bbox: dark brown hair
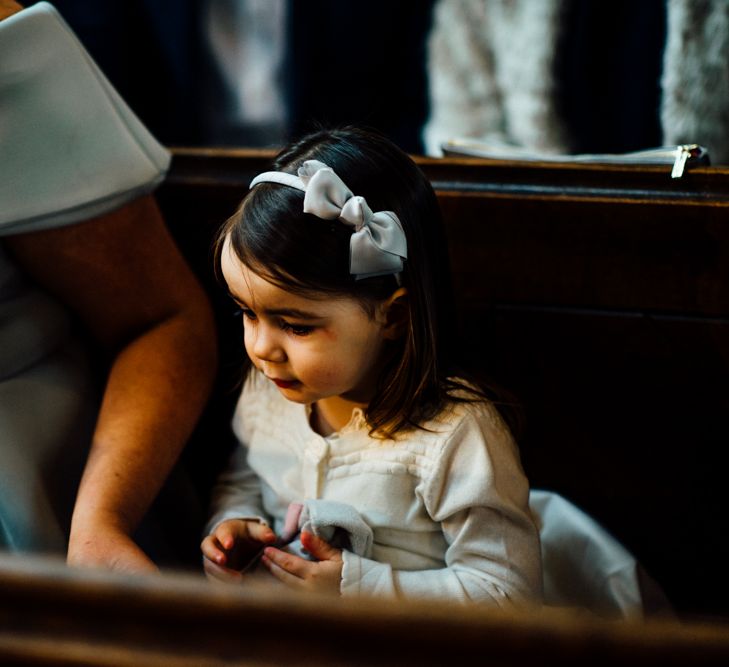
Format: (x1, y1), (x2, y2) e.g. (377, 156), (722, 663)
(215, 126), (484, 438)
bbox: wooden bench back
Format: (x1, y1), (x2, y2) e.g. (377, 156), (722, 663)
(2, 553), (729, 666)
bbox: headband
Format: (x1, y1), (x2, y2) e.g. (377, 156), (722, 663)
(250, 160), (407, 280)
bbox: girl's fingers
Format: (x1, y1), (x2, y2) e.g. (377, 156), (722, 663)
(262, 547), (309, 578)
(203, 557), (244, 584)
(215, 522), (242, 550)
(261, 553), (305, 588)
(200, 535), (227, 565)
(246, 521), (276, 544)
(261, 545), (344, 594)
(300, 531), (342, 562)
(210, 519), (274, 554)
(201, 520), (277, 574)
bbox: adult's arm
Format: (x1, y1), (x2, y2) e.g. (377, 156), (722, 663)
(6, 195), (217, 573)
(0, 1), (21, 20)
(1, 0), (217, 571)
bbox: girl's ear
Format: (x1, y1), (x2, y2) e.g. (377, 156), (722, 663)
(379, 287), (409, 340)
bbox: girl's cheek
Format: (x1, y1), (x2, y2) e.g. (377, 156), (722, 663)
(307, 363), (342, 388)
(243, 331), (260, 363)
(243, 322), (258, 346)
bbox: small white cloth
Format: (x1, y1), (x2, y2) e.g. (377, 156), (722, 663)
(0, 2), (170, 235)
(295, 499), (374, 558)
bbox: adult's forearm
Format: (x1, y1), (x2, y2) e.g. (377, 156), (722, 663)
(0, 1), (22, 21)
(69, 300), (217, 561)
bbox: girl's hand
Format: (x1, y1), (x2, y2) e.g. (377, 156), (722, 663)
(261, 531), (343, 595)
(201, 518), (275, 583)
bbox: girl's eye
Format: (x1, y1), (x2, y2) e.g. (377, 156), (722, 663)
(238, 308), (257, 322)
(280, 321), (314, 336)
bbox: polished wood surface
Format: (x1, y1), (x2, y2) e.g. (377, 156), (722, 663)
(1, 553), (728, 667)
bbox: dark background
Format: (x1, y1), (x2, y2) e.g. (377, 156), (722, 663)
(42, 0), (667, 155)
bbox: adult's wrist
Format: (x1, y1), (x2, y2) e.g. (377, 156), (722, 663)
(69, 502), (135, 544)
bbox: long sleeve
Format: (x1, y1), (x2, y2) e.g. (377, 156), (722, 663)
(205, 444), (268, 535)
(205, 380), (269, 534)
(340, 406), (543, 607)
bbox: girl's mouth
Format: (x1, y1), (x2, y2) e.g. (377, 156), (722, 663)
(272, 378), (299, 389)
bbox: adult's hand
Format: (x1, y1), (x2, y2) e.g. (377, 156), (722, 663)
(68, 521), (158, 574)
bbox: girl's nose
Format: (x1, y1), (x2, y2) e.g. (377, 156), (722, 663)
(249, 326), (286, 364)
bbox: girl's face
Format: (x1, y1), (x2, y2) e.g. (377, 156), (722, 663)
(221, 237), (392, 408)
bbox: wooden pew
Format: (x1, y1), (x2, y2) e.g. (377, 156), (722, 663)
(157, 150), (729, 622)
(2, 552), (729, 667)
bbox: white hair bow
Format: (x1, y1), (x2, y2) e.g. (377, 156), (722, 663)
(249, 160), (407, 280)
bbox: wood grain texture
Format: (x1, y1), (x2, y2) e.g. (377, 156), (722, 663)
(1, 553), (728, 667)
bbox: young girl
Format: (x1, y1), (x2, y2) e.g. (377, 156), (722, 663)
(201, 127), (542, 606)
